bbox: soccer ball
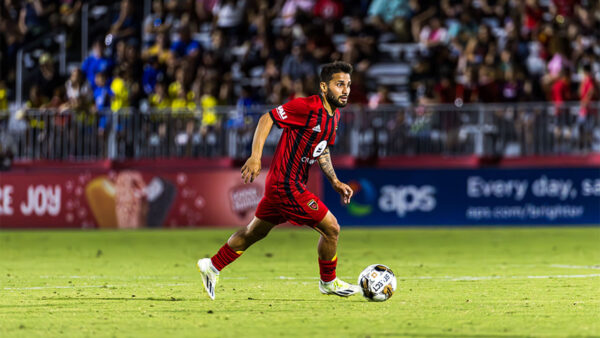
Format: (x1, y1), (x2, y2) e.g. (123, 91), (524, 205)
(357, 264), (397, 302)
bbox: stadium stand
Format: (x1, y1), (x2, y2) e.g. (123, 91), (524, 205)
(0, 0), (598, 162)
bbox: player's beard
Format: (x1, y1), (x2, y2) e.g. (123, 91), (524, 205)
(325, 89), (348, 108)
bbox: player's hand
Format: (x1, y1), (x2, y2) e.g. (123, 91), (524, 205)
(241, 156), (261, 184)
(333, 180), (353, 205)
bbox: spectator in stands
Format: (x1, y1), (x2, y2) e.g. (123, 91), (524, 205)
(281, 41), (318, 89)
(212, 0), (246, 45)
(367, 0), (411, 25)
(170, 25), (201, 60)
(143, 31), (171, 66)
(142, 56), (164, 96)
(0, 1), (28, 83)
(58, 0), (82, 29)
(578, 64), (598, 151)
(93, 71), (113, 113)
(64, 68), (91, 112)
(82, 39), (115, 89)
(149, 81), (171, 109)
(35, 53), (63, 99)
(368, 85), (393, 109)
(22, 0), (55, 37)
(279, 0), (315, 27)
(171, 85), (196, 110)
(196, 0), (219, 23)
(26, 84), (48, 109)
(0, 81), (8, 110)
(110, 67), (131, 112)
(551, 69), (573, 149)
(344, 15), (377, 65)
(143, 0), (174, 47)
(199, 82), (218, 128)
(109, 0), (140, 44)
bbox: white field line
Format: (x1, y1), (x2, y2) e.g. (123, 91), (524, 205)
(4, 274), (600, 290)
(3, 283), (189, 290)
(549, 264), (600, 270)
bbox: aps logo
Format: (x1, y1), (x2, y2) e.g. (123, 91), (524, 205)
(345, 179), (437, 217)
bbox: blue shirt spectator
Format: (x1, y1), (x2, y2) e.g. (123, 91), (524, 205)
(81, 40), (114, 89)
(170, 26), (201, 59)
(368, 0), (411, 23)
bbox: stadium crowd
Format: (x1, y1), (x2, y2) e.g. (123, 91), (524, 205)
(0, 0), (599, 159)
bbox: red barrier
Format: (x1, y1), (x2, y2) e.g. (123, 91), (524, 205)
(0, 163), (321, 229)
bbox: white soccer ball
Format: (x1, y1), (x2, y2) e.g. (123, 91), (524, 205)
(357, 264), (397, 302)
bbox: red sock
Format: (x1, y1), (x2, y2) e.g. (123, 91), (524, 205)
(210, 243), (242, 271)
(318, 255), (337, 282)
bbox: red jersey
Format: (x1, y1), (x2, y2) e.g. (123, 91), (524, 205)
(267, 95), (340, 195)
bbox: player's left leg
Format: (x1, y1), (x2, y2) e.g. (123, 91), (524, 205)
(313, 211), (360, 297)
(197, 217), (277, 299)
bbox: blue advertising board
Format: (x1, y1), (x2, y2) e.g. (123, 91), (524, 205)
(324, 168), (600, 226)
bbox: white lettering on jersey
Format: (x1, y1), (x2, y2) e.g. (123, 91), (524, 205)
(276, 106), (287, 120)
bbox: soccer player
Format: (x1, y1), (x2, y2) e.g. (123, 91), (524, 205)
(197, 61), (360, 299)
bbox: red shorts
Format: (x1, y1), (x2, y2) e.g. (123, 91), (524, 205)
(255, 188), (328, 227)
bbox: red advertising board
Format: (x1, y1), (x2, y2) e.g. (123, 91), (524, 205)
(0, 164), (322, 229)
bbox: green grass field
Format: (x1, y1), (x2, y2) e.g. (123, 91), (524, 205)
(1, 227), (599, 337)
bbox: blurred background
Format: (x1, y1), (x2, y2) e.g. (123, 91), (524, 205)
(0, 0), (598, 229)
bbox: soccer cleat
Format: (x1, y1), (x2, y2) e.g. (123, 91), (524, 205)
(319, 278), (361, 297)
(197, 258), (219, 300)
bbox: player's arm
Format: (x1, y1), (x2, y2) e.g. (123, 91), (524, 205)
(318, 147), (353, 204)
(241, 112), (274, 183)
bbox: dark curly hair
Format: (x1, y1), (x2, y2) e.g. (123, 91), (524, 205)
(319, 61), (353, 84)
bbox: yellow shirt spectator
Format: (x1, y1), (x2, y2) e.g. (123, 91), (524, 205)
(200, 94), (218, 126)
(110, 77), (129, 112)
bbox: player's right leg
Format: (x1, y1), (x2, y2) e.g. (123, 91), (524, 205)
(197, 217), (276, 300)
(313, 211), (360, 297)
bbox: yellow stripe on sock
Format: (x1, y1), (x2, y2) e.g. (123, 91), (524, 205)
(236, 251), (244, 255)
(332, 254), (337, 261)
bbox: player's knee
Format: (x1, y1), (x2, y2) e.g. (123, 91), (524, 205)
(325, 216), (340, 239)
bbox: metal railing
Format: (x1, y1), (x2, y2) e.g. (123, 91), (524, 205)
(1, 102), (598, 161)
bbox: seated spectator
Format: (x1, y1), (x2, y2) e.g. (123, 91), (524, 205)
(150, 81), (171, 109)
(280, 0), (315, 26)
(200, 83), (218, 128)
(367, 0), (411, 24)
(313, 0), (343, 20)
(26, 84), (48, 109)
(369, 85), (393, 109)
(142, 56), (164, 96)
(143, 32), (171, 66)
(35, 53), (63, 99)
(281, 42), (318, 88)
(109, 0), (140, 44)
(82, 39), (115, 89)
(58, 0), (82, 29)
(110, 68), (131, 112)
(212, 0), (246, 45)
(143, 0), (174, 47)
(171, 86), (196, 110)
(170, 26), (201, 60)
(0, 81), (8, 110)
(64, 68), (92, 111)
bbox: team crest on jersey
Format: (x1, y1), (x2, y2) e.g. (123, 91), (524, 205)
(307, 199), (318, 211)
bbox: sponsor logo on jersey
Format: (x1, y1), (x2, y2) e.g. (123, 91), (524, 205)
(276, 106), (287, 120)
(307, 199), (318, 210)
(312, 124), (321, 132)
(312, 140), (328, 157)
(301, 157), (316, 164)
